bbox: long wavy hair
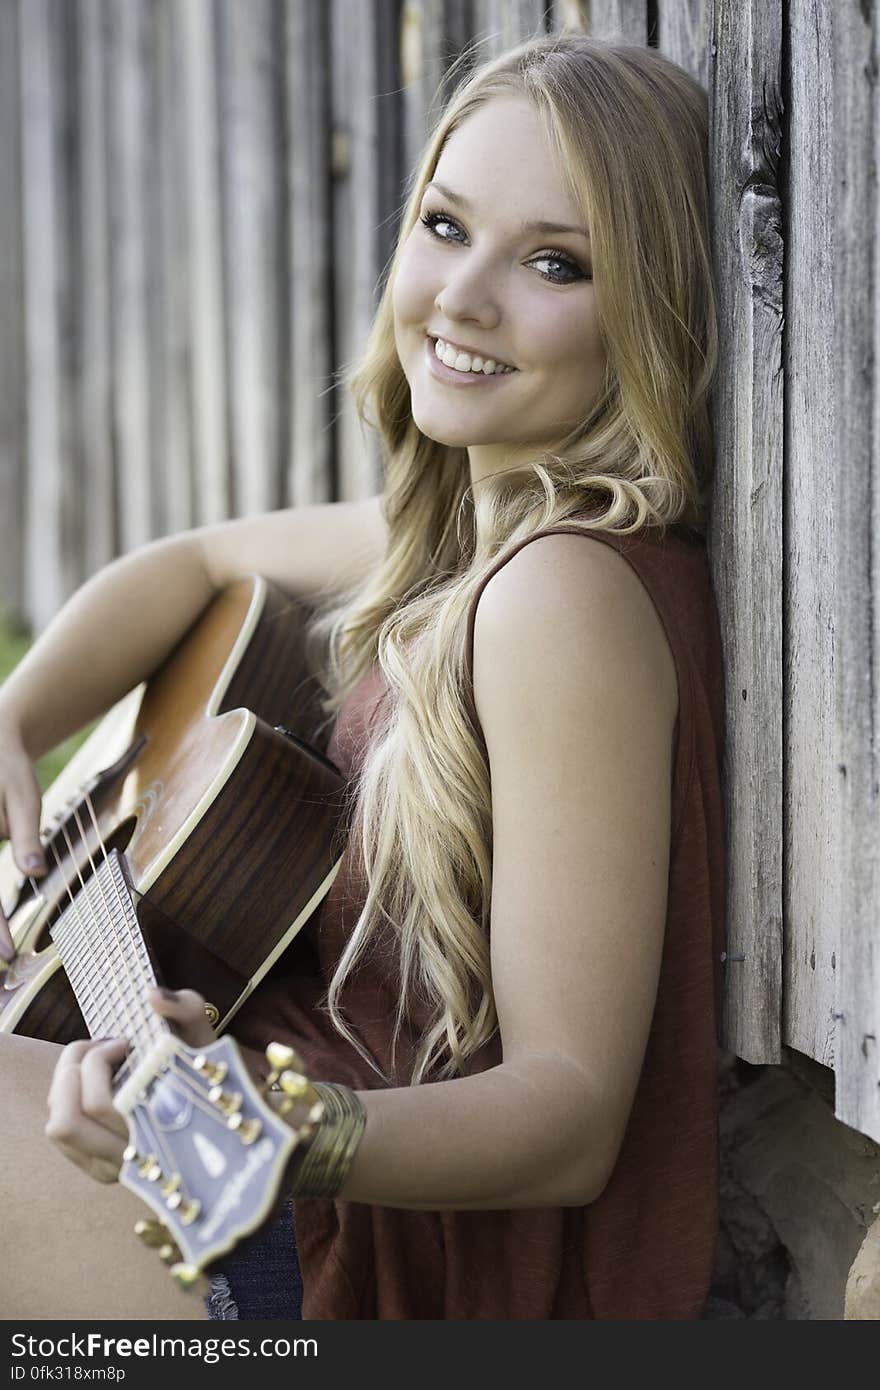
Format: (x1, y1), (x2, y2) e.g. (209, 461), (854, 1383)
(304, 31), (718, 1086)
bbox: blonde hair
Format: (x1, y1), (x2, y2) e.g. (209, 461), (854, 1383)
(306, 31), (718, 1085)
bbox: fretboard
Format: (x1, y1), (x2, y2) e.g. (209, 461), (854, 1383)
(49, 848), (164, 1068)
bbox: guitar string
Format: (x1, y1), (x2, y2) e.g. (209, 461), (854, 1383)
(30, 821), (186, 1186)
(56, 798), (222, 1183)
(37, 829), (118, 1037)
(27, 794), (262, 1193)
(76, 794), (162, 1063)
(55, 810), (151, 1069)
(79, 794), (246, 1141)
(79, 794), (255, 1108)
(30, 821), (156, 1115)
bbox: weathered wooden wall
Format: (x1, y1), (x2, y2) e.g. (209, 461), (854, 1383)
(0, 0), (877, 1143)
(828, 0), (880, 1147)
(707, 0), (785, 1077)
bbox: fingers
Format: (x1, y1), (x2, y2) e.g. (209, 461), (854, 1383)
(0, 903), (14, 964)
(149, 986), (216, 1048)
(0, 758), (46, 962)
(2, 761), (47, 880)
(45, 1038), (130, 1184)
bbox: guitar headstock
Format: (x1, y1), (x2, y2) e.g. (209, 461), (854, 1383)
(116, 1036), (318, 1291)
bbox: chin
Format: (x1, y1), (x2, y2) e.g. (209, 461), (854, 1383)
(408, 405), (470, 448)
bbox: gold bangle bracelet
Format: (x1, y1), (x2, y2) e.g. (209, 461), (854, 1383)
(289, 1082), (366, 1199)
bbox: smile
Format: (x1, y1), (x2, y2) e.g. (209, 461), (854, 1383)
(424, 335), (518, 387)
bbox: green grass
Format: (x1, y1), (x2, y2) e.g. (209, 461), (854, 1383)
(0, 610), (95, 791)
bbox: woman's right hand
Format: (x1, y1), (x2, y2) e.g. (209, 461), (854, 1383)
(0, 723), (46, 962)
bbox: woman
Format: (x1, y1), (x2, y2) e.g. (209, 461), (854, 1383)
(0, 32), (726, 1320)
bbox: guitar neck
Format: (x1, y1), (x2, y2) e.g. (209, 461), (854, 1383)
(49, 848), (166, 1079)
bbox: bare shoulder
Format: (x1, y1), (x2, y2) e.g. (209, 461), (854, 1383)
(472, 531), (682, 1200)
(472, 532), (679, 732)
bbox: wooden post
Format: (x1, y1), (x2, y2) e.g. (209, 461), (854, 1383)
(105, 0), (159, 554)
(218, 0), (285, 518)
(285, 0), (334, 508)
(832, 0), (880, 1144)
(708, 2), (785, 1066)
(76, 0), (116, 580)
(19, 0), (70, 632)
(178, 0), (229, 526)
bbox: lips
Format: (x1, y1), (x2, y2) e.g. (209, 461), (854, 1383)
(427, 333), (515, 370)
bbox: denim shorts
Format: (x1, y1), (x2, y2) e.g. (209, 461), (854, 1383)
(205, 1200), (303, 1320)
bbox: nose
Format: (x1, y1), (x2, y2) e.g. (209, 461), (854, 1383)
(435, 256), (501, 328)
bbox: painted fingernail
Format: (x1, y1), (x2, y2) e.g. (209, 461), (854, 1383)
(23, 853), (45, 872)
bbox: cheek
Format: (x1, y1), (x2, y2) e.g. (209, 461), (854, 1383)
(392, 240), (435, 327)
(542, 320), (606, 387)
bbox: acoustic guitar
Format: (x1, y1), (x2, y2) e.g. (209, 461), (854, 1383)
(0, 575), (348, 1288)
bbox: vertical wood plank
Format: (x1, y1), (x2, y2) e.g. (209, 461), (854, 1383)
(579, 0), (646, 43)
(105, 0), (157, 553)
(784, 0), (838, 1076)
(657, 0), (710, 89)
(399, 0), (476, 194)
(471, 0), (549, 51)
(708, 1), (784, 1063)
(548, 0), (589, 34)
(329, 0), (402, 499)
(284, 0), (334, 507)
(217, 0), (285, 516)
(399, 0), (449, 185)
(832, 1), (880, 1143)
(178, 0), (228, 526)
(76, 0), (115, 578)
(0, 0), (25, 625)
(155, 0), (194, 536)
(18, 0), (69, 631)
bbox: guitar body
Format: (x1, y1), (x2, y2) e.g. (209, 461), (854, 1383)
(0, 575), (348, 1046)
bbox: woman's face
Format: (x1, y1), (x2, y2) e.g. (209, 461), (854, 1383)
(393, 96), (607, 487)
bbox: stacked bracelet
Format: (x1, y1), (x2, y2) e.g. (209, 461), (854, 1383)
(261, 1045), (367, 1201)
(288, 1081), (367, 1199)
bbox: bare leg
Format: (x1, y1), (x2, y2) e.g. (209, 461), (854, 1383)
(2, 1033), (208, 1320)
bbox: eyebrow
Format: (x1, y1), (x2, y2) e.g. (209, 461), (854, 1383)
(425, 180), (590, 241)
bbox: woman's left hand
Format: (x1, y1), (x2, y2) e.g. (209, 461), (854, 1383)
(44, 987), (217, 1185)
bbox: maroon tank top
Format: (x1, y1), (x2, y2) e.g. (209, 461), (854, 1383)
(231, 516), (727, 1319)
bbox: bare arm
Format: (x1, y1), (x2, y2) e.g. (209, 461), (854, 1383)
(0, 496), (386, 950)
(0, 495), (386, 762)
(45, 534), (678, 1211)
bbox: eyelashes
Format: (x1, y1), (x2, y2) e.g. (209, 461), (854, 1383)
(418, 210), (590, 286)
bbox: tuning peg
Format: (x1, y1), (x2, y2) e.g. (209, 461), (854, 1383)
(262, 1042), (309, 1096)
(192, 1055), (228, 1085)
(137, 1154), (163, 1182)
(238, 1117), (262, 1145)
(265, 1041), (306, 1075)
(209, 1088), (243, 1115)
(158, 1240), (183, 1265)
(279, 1069), (311, 1099)
(160, 1173), (181, 1198)
(178, 1198), (202, 1226)
(134, 1218), (167, 1248)
(274, 1070), (326, 1124)
(169, 1262), (209, 1295)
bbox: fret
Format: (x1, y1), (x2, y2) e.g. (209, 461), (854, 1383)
(49, 848), (163, 1062)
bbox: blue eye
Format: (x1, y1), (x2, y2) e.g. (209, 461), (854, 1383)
(418, 210), (590, 286)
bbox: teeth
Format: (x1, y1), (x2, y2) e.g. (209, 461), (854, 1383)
(433, 337), (514, 375)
